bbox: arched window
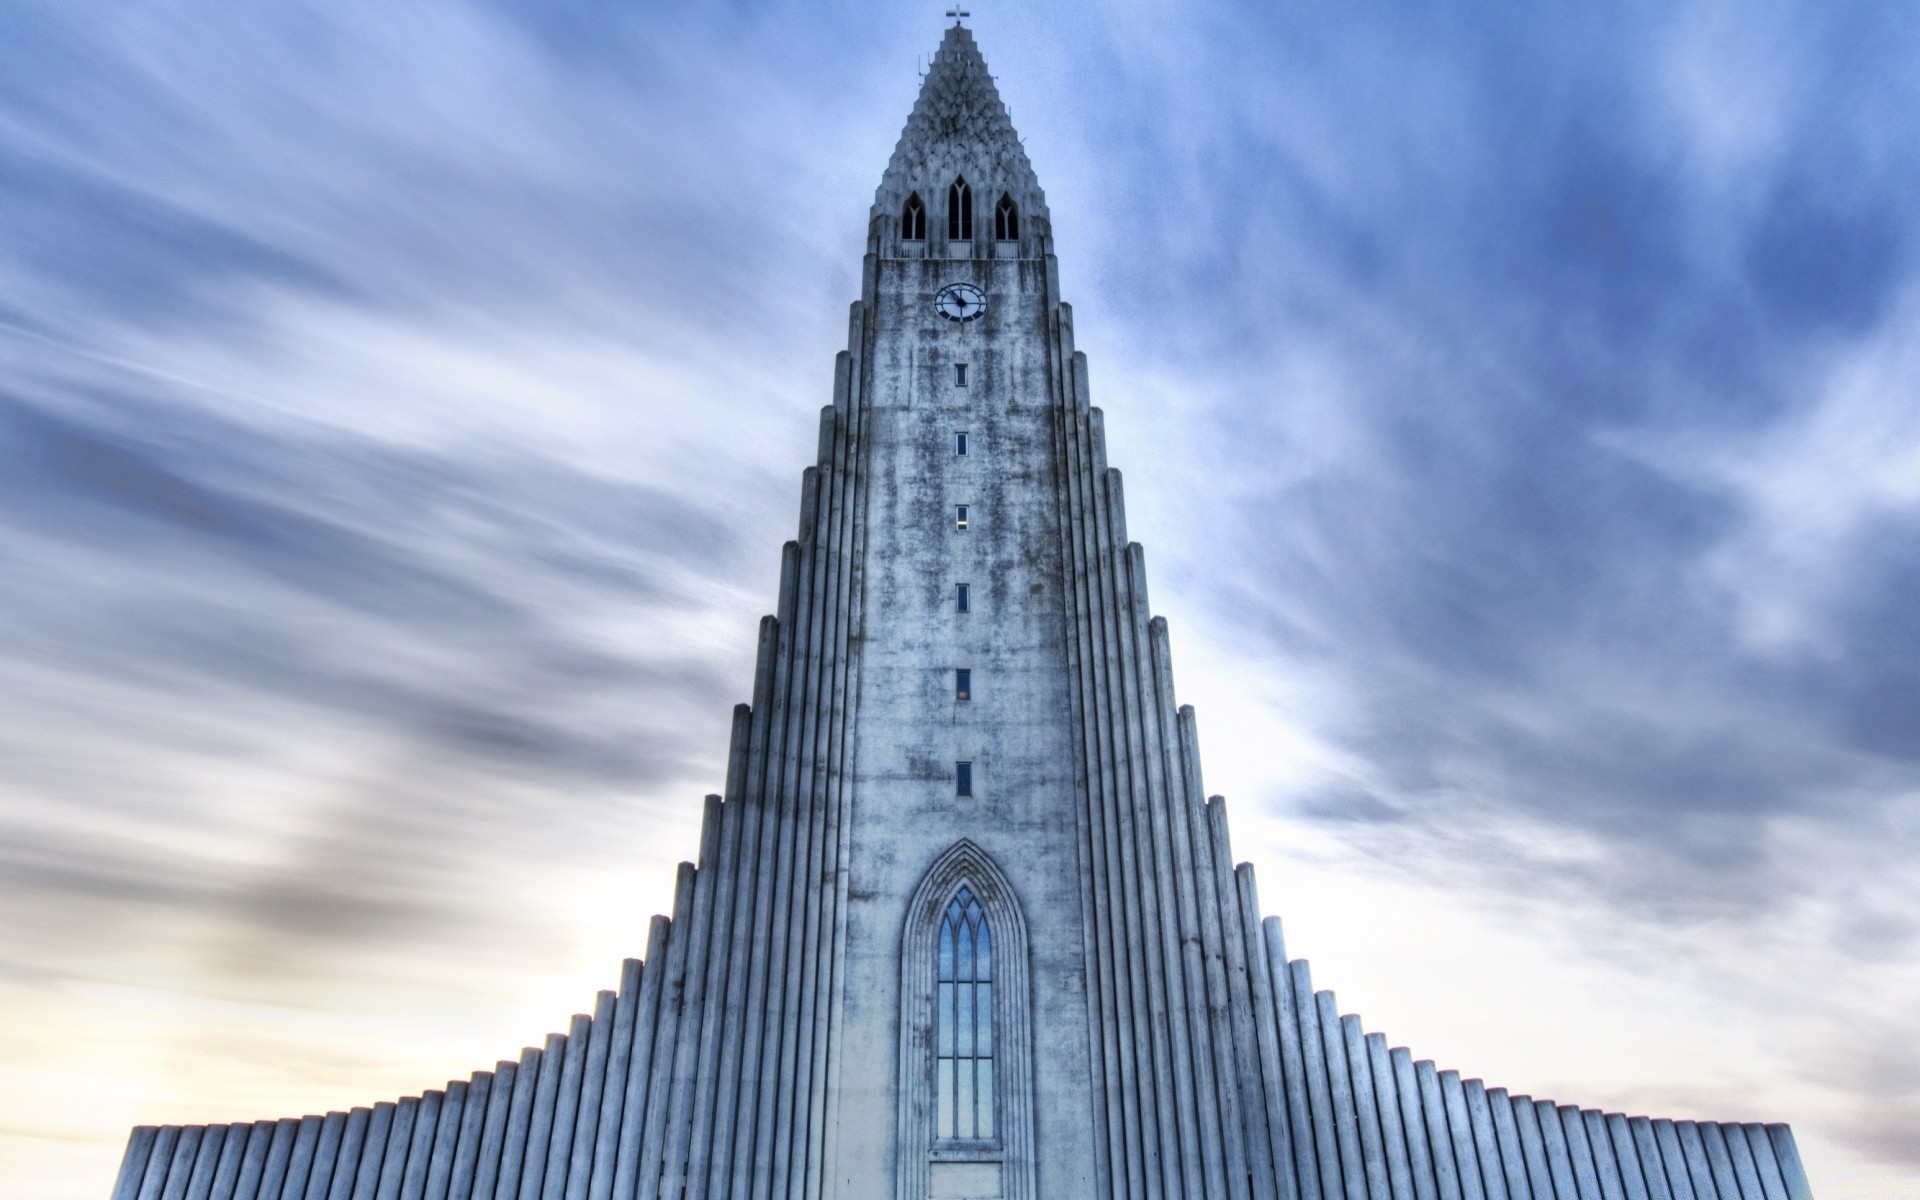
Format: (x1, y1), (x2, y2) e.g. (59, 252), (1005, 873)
(936, 887), (993, 1141)
(994, 194), (1019, 241)
(902, 192), (926, 241)
(947, 176), (973, 241)
(896, 840), (1035, 1200)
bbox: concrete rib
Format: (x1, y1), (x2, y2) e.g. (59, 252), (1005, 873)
(1391, 1051), (1439, 1200)
(1364, 1035), (1414, 1200)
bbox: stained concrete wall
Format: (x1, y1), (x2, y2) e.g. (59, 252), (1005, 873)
(827, 248), (1092, 1200)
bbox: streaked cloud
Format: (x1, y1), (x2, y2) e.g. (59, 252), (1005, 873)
(1, 1), (1915, 1196)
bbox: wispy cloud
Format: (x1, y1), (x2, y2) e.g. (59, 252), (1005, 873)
(2, 1), (1916, 1196)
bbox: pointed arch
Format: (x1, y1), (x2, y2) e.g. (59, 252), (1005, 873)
(947, 175), (973, 241)
(902, 192), (926, 241)
(994, 192), (1019, 241)
(935, 886), (992, 1141)
(895, 840), (1035, 1200)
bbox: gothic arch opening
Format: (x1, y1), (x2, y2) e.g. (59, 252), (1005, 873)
(896, 840), (1035, 1200)
(935, 886), (993, 1142)
(994, 193), (1018, 241)
(947, 176), (973, 241)
(902, 192), (926, 241)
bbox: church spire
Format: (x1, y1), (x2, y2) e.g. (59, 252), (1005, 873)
(107, 26), (1817, 1200)
(872, 25), (1047, 249)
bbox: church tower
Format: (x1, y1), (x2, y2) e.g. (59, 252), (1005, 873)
(111, 23), (1814, 1200)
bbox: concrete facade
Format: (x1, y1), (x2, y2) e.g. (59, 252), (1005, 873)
(111, 24), (1814, 1200)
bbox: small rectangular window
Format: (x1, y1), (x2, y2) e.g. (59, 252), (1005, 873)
(955, 363), (968, 387)
(956, 761), (973, 797)
(955, 430), (968, 457)
(955, 669), (971, 701)
(956, 583), (970, 612)
(956, 505), (969, 530)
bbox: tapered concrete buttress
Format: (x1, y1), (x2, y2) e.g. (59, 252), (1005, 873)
(424, 1082), (465, 1200)
(182, 1124), (227, 1200)
(283, 1114), (323, 1200)
(445, 1076), (491, 1200)
(112, 1127), (157, 1200)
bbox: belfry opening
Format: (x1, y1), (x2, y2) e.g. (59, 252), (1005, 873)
(948, 175), (972, 241)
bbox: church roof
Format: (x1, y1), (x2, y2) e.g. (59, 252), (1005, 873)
(873, 24), (1048, 218)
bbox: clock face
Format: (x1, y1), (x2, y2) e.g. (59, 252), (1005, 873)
(934, 283), (987, 323)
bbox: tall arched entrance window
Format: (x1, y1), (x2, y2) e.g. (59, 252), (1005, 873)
(897, 841), (1035, 1200)
(936, 887), (994, 1141)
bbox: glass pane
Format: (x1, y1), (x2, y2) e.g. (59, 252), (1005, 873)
(932, 884), (1000, 1147)
(977, 1059), (995, 1139)
(936, 1060), (954, 1139)
(956, 1056), (975, 1139)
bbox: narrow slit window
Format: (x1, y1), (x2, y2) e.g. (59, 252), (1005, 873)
(955, 363), (968, 387)
(995, 193), (1019, 241)
(955, 430), (968, 456)
(955, 761), (973, 797)
(902, 192), (926, 241)
(956, 505), (969, 530)
(955, 669), (971, 702)
(947, 176), (973, 240)
(956, 583), (970, 612)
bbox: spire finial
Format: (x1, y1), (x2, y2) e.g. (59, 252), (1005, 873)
(946, 5), (970, 24)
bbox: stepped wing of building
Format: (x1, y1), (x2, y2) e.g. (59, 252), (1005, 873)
(111, 25), (1813, 1200)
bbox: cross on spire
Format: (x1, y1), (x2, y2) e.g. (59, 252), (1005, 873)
(946, 6), (970, 24)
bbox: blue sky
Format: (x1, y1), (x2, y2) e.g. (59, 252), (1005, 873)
(2, 2), (1916, 1196)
